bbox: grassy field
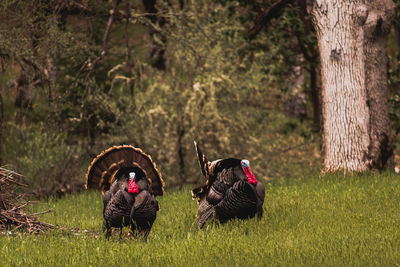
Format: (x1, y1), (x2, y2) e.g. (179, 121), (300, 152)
(1, 172), (399, 266)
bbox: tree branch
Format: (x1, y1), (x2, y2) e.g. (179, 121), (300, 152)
(87, 0), (122, 74)
(124, 0), (134, 98)
(248, 0), (293, 40)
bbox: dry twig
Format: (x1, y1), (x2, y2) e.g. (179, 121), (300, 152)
(0, 167), (54, 233)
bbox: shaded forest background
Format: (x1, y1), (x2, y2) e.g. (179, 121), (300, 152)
(0, 0), (399, 196)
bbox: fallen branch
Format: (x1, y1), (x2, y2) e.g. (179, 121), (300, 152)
(30, 209), (54, 216)
(0, 167), (54, 233)
(2, 176), (27, 187)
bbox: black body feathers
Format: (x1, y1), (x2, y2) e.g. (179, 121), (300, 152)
(102, 172), (159, 239)
(86, 145), (163, 239)
(192, 142), (265, 228)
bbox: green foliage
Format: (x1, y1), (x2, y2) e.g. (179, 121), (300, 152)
(114, 1), (320, 186)
(2, 120), (81, 189)
(0, 0), (130, 189)
(0, 0), (321, 191)
(1, 172), (400, 265)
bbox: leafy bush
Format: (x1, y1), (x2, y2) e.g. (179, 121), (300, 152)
(2, 120), (84, 190)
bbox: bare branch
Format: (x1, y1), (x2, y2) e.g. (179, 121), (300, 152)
(30, 209), (54, 216)
(86, 0), (122, 75)
(0, 167), (54, 233)
(2, 177), (27, 187)
(125, 0), (135, 98)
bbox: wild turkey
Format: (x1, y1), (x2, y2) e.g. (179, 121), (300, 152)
(192, 141), (265, 228)
(86, 145), (164, 239)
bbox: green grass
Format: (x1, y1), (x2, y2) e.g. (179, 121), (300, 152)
(1, 172), (400, 266)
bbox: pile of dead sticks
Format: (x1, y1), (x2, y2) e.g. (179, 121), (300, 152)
(0, 167), (54, 234)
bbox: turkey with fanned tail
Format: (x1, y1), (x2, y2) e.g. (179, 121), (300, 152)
(86, 145), (164, 239)
(192, 141), (265, 228)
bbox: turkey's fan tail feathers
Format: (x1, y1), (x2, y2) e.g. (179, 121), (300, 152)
(86, 145), (164, 196)
(192, 141), (211, 200)
(194, 141), (222, 181)
(194, 141), (208, 178)
(192, 141), (222, 200)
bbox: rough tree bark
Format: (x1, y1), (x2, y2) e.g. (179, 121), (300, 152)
(308, 0), (395, 172)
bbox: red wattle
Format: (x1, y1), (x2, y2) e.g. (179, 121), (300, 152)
(243, 167), (257, 185)
(128, 180), (139, 194)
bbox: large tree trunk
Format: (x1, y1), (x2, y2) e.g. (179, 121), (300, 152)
(308, 0), (395, 172)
